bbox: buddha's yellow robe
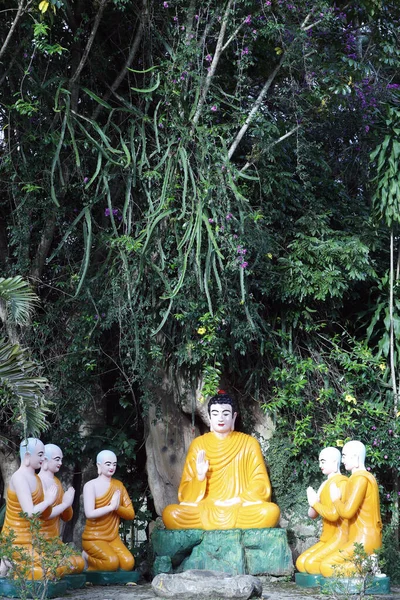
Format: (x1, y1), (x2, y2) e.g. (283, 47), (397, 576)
(320, 470), (382, 577)
(40, 477), (85, 575)
(162, 431), (280, 530)
(2, 476), (56, 580)
(81, 479), (135, 571)
(296, 473), (348, 575)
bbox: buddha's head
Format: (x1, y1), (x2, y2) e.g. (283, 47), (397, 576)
(20, 438), (45, 469)
(96, 450), (117, 477)
(43, 444), (63, 474)
(342, 440), (366, 472)
(207, 392), (238, 435)
(319, 447), (341, 476)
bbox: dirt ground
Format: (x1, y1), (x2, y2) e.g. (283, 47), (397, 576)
(58, 580), (400, 600)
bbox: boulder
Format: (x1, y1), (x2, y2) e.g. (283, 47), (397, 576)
(152, 569), (262, 599)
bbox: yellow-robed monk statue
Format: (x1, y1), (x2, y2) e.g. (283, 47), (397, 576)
(162, 391), (280, 530)
(39, 444), (85, 575)
(82, 450), (135, 571)
(296, 447), (348, 575)
(1, 438), (59, 580)
(319, 440), (382, 577)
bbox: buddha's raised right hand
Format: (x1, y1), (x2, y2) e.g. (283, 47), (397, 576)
(196, 450), (209, 481)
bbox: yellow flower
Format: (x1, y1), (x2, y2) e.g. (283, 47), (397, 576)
(379, 363), (386, 371)
(345, 394), (356, 405)
(336, 439), (344, 447)
(39, 0), (49, 12)
(197, 327), (206, 335)
(267, 253), (273, 259)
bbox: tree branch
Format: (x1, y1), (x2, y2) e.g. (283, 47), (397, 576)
(240, 125), (300, 172)
(70, 0), (109, 85)
(0, 0), (31, 63)
(192, 0), (233, 127)
(228, 53), (285, 160)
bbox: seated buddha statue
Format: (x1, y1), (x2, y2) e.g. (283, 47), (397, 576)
(1, 438), (58, 580)
(82, 450), (135, 571)
(38, 443), (85, 575)
(162, 392), (280, 530)
(296, 447), (348, 575)
(319, 440), (382, 577)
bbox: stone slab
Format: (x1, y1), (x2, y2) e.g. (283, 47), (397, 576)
(151, 528), (293, 577)
(0, 577), (67, 598)
(85, 570), (140, 586)
(295, 573), (323, 588)
(151, 569), (262, 599)
(320, 575), (391, 595)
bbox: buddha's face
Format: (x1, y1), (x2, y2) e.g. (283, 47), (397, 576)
(209, 403), (237, 435)
(47, 449), (63, 474)
(319, 451), (338, 475)
(27, 442), (46, 470)
(97, 452), (117, 477)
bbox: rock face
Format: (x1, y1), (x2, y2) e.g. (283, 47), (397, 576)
(151, 528), (294, 577)
(151, 569), (263, 599)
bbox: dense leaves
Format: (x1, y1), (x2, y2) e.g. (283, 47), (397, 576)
(1, 0), (400, 538)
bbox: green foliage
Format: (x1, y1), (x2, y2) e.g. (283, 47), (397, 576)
(0, 515), (75, 600)
(323, 543), (379, 600)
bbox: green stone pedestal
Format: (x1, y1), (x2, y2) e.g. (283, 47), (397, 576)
(295, 573), (323, 588)
(85, 570), (140, 585)
(0, 577), (67, 599)
(62, 573), (86, 589)
(151, 528), (293, 577)
(320, 575), (390, 596)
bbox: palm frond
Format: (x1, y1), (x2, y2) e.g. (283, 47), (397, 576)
(0, 338), (50, 436)
(0, 277), (39, 326)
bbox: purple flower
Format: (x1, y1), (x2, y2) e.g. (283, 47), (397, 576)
(208, 218), (214, 224)
(163, 1), (168, 7)
(384, 455), (388, 459)
(387, 494), (391, 499)
(244, 15), (251, 24)
(112, 208), (118, 216)
(240, 261), (248, 269)
(101, 313), (106, 317)
(365, 125), (370, 133)
(242, 47), (249, 56)
(83, 177), (89, 183)
(195, 14), (199, 20)
(173, 16), (178, 21)
(389, 429), (393, 435)
(211, 105), (217, 112)
(371, 425), (377, 430)
(205, 54), (213, 62)
(226, 213), (233, 220)
(233, 234), (238, 239)
(94, 314), (99, 320)
(387, 83), (400, 89)
(105, 208), (111, 217)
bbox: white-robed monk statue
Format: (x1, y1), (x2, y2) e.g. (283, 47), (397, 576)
(162, 391), (280, 530)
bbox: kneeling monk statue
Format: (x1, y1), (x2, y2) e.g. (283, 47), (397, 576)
(39, 444), (85, 574)
(1, 438), (58, 580)
(319, 440), (382, 577)
(82, 450), (135, 571)
(162, 392), (280, 530)
(296, 447), (348, 575)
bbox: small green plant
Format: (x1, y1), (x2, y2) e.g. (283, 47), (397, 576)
(322, 543), (380, 600)
(0, 514), (75, 600)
